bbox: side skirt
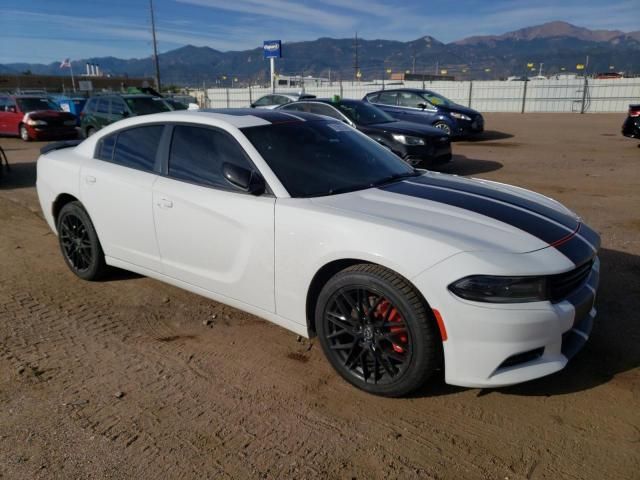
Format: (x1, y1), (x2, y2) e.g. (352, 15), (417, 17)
(105, 256), (310, 338)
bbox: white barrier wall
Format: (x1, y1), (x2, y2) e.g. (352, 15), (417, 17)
(190, 78), (640, 113)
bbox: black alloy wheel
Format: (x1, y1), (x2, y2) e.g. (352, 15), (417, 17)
(316, 264), (441, 397)
(57, 201), (107, 280)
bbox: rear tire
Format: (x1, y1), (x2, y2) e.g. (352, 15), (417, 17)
(19, 124), (30, 142)
(315, 264), (441, 397)
(56, 201), (107, 281)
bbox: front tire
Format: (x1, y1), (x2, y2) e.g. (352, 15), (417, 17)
(56, 201), (107, 281)
(433, 121), (452, 136)
(316, 264), (441, 397)
(19, 124), (31, 142)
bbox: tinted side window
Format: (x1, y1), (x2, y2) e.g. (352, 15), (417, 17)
(96, 134), (116, 161)
(273, 95), (291, 105)
(112, 125), (164, 171)
(253, 95), (273, 106)
(308, 104), (343, 120)
(280, 103), (307, 113)
(97, 98), (109, 114)
(366, 93), (379, 103)
(398, 92), (424, 108)
(376, 92), (397, 105)
(111, 99), (126, 116)
(169, 126), (252, 189)
(0, 97), (7, 110)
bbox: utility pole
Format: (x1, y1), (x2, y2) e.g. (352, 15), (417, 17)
(354, 32), (360, 83)
(411, 44), (416, 74)
(149, 0), (161, 91)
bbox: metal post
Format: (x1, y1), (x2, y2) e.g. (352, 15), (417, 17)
(580, 76), (589, 114)
(468, 80), (473, 108)
(521, 80), (528, 114)
(339, 79), (343, 99)
(422, 79), (425, 90)
(270, 57), (275, 93)
(248, 85), (252, 105)
(226, 88), (230, 108)
(149, 0), (161, 91)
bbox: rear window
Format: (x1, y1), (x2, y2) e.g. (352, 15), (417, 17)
(111, 125), (164, 172)
(124, 97), (170, 115)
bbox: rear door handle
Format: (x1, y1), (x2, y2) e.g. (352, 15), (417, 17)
(157, 197), (173, 209)
(85, 175), (96, 184)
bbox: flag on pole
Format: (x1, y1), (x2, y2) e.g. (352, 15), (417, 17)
(60, 58), (71, 68)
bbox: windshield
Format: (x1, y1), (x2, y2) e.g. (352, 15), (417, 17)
(16, 98), (60, 112)
(124, 97), (171, 115)
(421, 91), (454, 107)
(335, 101), (395, 125)
(242, 120), (417, 198)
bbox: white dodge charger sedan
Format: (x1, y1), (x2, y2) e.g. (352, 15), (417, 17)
(36, 109), (600, 397)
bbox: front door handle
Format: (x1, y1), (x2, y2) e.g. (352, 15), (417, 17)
(157, 197), (173, 209)
(85, 175), (96, 184)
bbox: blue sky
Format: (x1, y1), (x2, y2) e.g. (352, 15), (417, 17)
(0, 0), (638, 64)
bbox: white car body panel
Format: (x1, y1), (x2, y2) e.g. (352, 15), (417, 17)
(37, 110), (601, 389)
(152, 176), (276, 311)
(80, 159), (162, 271)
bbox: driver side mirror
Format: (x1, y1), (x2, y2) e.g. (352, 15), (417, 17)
(222, 162), (266, 195)
(417, 103), (427, 110)
(6, 105), (17, 113)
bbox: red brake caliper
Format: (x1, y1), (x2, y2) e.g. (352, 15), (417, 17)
(375, 300), (407, 353)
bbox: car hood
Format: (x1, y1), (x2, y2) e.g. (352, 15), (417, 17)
(442, 104), (481, 117)
(25, 110), (76, 121)
(311, 172), (591, 256)
(366, 120), (449, 138)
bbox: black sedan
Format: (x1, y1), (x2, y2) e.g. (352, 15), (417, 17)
(278, 98), (452, 166)
(622, 104), (640, 143)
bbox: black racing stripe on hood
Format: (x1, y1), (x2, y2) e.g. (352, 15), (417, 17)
(576, 223), (601, 251)
(381, 180), (571, 245)
(406, 174), (579, 230)
(553, 230), (597, 266)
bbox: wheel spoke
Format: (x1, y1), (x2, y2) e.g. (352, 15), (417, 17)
(324, 286), (412, 386)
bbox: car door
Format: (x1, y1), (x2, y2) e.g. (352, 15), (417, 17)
(0, 97), (8, 133)
(396, 91), (439, 123)
(109, 97), (128, 124)
(152, 124), (276, 312)
(95, 98), (111, 129)
(368, 91), (404, 118)
(80, 124), (165, 272)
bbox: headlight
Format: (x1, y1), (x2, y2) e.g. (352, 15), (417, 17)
(64, 120), (76, 126)
(448, 275), (548, 303)
(392, 134), (425, 145)
(450, 112), (471, 121)
(26, 119), (47, 126)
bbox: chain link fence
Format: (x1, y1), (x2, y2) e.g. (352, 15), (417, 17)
(188, 78), (640, 113)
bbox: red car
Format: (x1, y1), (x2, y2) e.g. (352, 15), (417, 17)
(0, 95), (77, 141)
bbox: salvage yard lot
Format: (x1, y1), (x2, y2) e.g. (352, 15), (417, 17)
(0, 113), (638, 479)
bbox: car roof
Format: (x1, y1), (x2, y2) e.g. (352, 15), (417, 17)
(367, 88), (431, 95)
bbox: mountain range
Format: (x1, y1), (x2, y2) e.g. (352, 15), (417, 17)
(2, 21), (639, 85)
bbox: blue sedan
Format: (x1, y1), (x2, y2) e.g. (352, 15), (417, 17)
(363, 88), (484, 138)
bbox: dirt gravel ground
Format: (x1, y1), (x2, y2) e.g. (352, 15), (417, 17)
(0, 113), (638, 479)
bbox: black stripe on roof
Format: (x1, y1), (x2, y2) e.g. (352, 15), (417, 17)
(202, 108), (317, 124)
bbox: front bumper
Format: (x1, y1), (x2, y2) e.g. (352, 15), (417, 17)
(29, 125), (78, 140)
(413, 249), (599, 388)
(400, 139), (452, 166)
(454, 116), (484, 137)
(622, 117), (640, 139)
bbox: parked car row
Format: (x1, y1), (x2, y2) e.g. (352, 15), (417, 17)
(36, 108), (601, 396)
(0, 92), (196, 141)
